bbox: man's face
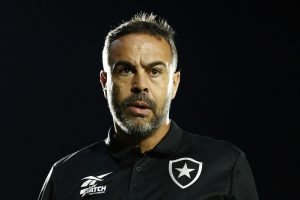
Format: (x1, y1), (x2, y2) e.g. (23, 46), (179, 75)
(101, 33), (180, 138)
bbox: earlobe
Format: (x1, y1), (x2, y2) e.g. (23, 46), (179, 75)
(172, 71), (181, 99)
(100, 70), (108, 99)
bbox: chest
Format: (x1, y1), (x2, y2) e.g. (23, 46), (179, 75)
(57, 155), (232, 200)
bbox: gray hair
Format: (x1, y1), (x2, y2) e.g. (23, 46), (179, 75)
(102, 12), (178, 72)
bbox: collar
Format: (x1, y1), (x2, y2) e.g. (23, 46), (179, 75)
(105, 121), (183, 164)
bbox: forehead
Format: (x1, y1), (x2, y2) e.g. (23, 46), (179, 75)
(108, 33), (172, 65)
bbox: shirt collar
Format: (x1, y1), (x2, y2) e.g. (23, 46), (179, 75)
(105, 121), (183, 163)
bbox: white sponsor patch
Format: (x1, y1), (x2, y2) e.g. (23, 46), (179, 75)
(80, 172), (112, 197)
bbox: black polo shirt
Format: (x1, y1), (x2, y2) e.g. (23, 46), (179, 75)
(38, 121), (259, 200)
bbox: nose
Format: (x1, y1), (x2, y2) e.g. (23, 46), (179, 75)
(131, 71), (149, 94)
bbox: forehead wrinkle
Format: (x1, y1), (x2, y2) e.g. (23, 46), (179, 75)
(109, 41), (141, 67)
(108, 33), (172, 70)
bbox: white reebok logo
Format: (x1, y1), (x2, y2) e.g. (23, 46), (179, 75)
(80, 172), (112, 197)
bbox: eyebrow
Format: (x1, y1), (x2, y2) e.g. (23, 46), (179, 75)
(113, 60), (167, 70)
(145, 61), (167, 68)
(112, 61), (134, 70)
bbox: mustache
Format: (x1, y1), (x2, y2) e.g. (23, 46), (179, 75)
(121, 93), (156, 110)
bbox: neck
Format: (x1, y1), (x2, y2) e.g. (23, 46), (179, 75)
(113, 120), (171, 153)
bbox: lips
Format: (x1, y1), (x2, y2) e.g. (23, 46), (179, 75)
(127, 101), (151, 116)
(129, 101), (151, 109)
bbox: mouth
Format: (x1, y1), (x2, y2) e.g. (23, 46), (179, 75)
(127, 101), (151, 116)
(129, 101), (151, 109)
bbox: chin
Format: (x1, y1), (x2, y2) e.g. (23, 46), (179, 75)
(126, 117), (152, 128)
(117, 117), (157, 137)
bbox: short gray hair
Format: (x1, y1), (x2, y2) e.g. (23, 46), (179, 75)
(102, 12), (178, 72)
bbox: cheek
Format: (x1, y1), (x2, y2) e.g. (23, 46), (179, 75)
(110, 79), (131, 101)
(151, 77), (171, 104)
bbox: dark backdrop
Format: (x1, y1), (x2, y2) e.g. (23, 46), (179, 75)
(1, 0), (299, 199)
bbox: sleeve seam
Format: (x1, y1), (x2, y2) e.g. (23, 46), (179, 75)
(229, 151), (243, 196)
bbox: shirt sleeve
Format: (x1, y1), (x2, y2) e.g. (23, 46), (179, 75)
(38, 166), (56, 200)
(230, 152), (259, 200)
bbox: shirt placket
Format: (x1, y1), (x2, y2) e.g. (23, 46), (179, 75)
(128, 155), (147, 200)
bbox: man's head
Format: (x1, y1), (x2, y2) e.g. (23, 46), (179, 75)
(102, 12), (178, 73)
(100, 12), (180, 139)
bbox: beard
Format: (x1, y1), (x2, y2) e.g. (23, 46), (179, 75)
(107, 88), (172, 139)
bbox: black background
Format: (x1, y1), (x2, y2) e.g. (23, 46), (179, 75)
(1, 0), (299, 199)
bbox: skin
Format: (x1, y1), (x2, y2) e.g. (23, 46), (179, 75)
(100, 33), (180, 153)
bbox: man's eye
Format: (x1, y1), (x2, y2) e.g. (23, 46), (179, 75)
(150, 69), (161, 77)
(119, 68), (132, 75)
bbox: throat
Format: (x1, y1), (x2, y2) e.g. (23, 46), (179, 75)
(138, 123), (171, 153)
(113, 121), (171, 153)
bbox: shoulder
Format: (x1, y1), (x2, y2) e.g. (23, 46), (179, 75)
(180, 130), (244, 164)
(52, 140), (108, 173)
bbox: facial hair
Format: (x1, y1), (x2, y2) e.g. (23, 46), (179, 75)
(107, 88), (172, 139)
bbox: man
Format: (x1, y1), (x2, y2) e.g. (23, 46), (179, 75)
(39, 12), (259, 200)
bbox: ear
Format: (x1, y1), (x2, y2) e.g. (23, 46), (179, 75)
(100, 70), (108, 99)
(171, 70), (181, 99)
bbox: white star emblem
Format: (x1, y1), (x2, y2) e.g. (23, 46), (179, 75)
(175, 163), (195, 178)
